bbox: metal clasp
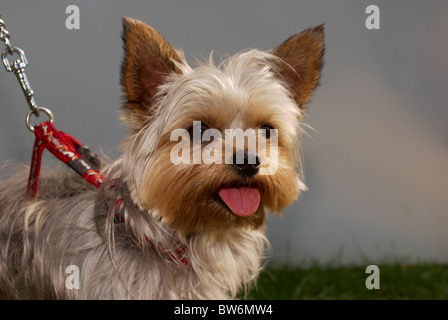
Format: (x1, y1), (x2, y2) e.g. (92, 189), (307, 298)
(2, 47), (38, 115)
(0, 12), (55, 127)
(26, 106), (54, 132)
(2, 46), (28, 71)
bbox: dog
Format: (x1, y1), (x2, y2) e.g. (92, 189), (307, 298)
(0, 17), (324, 299)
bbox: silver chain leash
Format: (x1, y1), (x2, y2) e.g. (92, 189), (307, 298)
(0, 14), (13, 53)
(0, 11), (54, 131)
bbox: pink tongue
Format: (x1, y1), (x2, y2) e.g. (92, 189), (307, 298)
(218, 188), (260, 217)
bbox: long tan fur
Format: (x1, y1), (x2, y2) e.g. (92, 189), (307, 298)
(0, 17), (324, 299)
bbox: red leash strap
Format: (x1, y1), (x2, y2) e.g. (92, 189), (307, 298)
(27, 121), (104, 198)
(27, 122), (190, 265)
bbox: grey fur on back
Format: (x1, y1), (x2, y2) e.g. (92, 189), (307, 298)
(0, 161), (267, 299)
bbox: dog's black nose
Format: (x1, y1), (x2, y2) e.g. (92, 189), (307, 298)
(232, 152), (261, 177)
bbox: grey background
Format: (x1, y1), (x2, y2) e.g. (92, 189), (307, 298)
(1, 1), (447, 266)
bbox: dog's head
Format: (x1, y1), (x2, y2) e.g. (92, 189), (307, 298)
(119, 17), (324, 235)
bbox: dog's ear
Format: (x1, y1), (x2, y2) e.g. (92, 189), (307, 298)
(120, 17), (184, 130)
(272, 24), (325, 110)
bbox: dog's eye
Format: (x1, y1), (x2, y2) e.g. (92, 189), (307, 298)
(260, 124), (275, 139)
(189, 122), (210, 142)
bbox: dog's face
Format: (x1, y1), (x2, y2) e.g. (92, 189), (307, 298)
(119, 17), (324, 235)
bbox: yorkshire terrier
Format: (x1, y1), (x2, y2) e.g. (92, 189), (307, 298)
(0, 17), (324, 299)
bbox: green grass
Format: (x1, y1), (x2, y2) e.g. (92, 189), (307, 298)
(244, 264), (448, 300)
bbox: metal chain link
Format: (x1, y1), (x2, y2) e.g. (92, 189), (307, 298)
(0, 11), (54, 126)
(0, 15), (13, 53)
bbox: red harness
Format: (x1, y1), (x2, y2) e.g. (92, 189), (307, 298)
(107, 179), (190, 266)
(28, 121), (190, 266)
(28, 121), (104, 198)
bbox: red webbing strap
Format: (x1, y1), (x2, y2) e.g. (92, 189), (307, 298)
(143, 236), (190, 266)
(27, 123), (190, 265)
(107, 180), (190, 266)
(27, 121), (104, 198)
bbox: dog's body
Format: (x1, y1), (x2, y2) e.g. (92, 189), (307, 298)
(0, 165), (266, 299)
(0, 17), (324, 299)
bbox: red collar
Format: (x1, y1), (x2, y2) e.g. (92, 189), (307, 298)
(26, 121), (189, 266)
(107, 180), (190, 266)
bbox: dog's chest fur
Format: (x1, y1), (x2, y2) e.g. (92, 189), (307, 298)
(0, 165), (267, 299)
